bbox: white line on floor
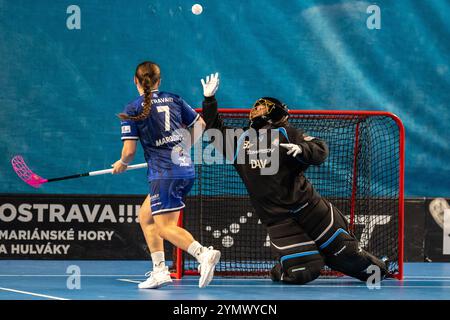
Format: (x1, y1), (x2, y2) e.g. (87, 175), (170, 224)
(0, 287), (68, 300)
(117, 279), (141, 284)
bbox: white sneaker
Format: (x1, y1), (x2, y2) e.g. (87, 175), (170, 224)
(197, 247), (221, 288)
(138, 267), (172, 289)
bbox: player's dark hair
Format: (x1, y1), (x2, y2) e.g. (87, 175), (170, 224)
(118, 61), (161, 121)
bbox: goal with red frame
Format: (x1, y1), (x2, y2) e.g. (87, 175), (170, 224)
(172, 109), (404, 280)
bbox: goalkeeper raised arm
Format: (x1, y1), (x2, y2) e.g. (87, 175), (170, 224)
(200, 73), (389, 285)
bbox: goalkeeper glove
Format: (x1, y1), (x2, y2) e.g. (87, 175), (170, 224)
(201, 72), (220, 97)
(280, 143), (302, 157)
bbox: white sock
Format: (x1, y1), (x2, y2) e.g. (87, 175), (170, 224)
(151, 251), (166, 270)
(187, 241), (205, 262)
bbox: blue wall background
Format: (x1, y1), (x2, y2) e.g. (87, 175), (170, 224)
(0, 0), (448, 196)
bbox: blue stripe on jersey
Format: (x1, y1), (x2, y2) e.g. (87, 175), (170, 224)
(277, 127), (289, 142)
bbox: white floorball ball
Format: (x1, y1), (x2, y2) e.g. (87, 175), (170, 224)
(192, 4), (203, 15)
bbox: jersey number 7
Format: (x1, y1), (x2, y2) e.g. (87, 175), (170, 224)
(157, 105), (171, 131)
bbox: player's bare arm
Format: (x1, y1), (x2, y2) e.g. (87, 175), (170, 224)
(112, 140), (137, 174)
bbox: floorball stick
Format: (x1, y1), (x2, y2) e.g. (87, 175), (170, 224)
(11, 155), (147, 188)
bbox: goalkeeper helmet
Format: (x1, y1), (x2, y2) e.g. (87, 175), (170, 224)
(249, 97), (289, 129)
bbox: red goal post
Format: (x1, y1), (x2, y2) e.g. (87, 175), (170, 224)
(172, 109), (405, 280)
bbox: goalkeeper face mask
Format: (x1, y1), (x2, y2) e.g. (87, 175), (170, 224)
(249, 97), (289, 129)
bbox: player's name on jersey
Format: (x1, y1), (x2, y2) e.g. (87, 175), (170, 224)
(151, 97), (174, 104)
(155, 133), (184, 147)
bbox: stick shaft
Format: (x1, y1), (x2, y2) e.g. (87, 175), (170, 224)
(89, 163), (148, 176)
(46, 163), (148, 183)
(47, 173), (88, 182)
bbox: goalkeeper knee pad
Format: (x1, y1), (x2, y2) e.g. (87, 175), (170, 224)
(279, 251), (324, 285)
(297, 200), (388, 282)
(267, 218), (325, 285)
(318, 223), (388, 281)
(323, 237), (388, 281)
(270, 257), (324, 285)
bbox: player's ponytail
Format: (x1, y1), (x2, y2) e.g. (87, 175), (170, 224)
(118, 61), (161, 121)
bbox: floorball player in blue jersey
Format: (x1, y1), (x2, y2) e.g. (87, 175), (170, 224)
(112, 61), (221, 289)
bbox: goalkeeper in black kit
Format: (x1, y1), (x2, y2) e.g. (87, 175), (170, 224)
(200, 73), (389, 285)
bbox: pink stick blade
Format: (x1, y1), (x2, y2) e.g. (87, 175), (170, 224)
(11, 155), (48, 188)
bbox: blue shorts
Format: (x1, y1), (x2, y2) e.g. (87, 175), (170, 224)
(149, 178), (195, 215)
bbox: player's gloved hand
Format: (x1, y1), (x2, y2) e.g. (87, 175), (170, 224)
(201, 72), (219, 97)
(280, 143), (302, 157)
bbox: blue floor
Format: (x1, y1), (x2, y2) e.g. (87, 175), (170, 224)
(0, 261), (449, 300)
